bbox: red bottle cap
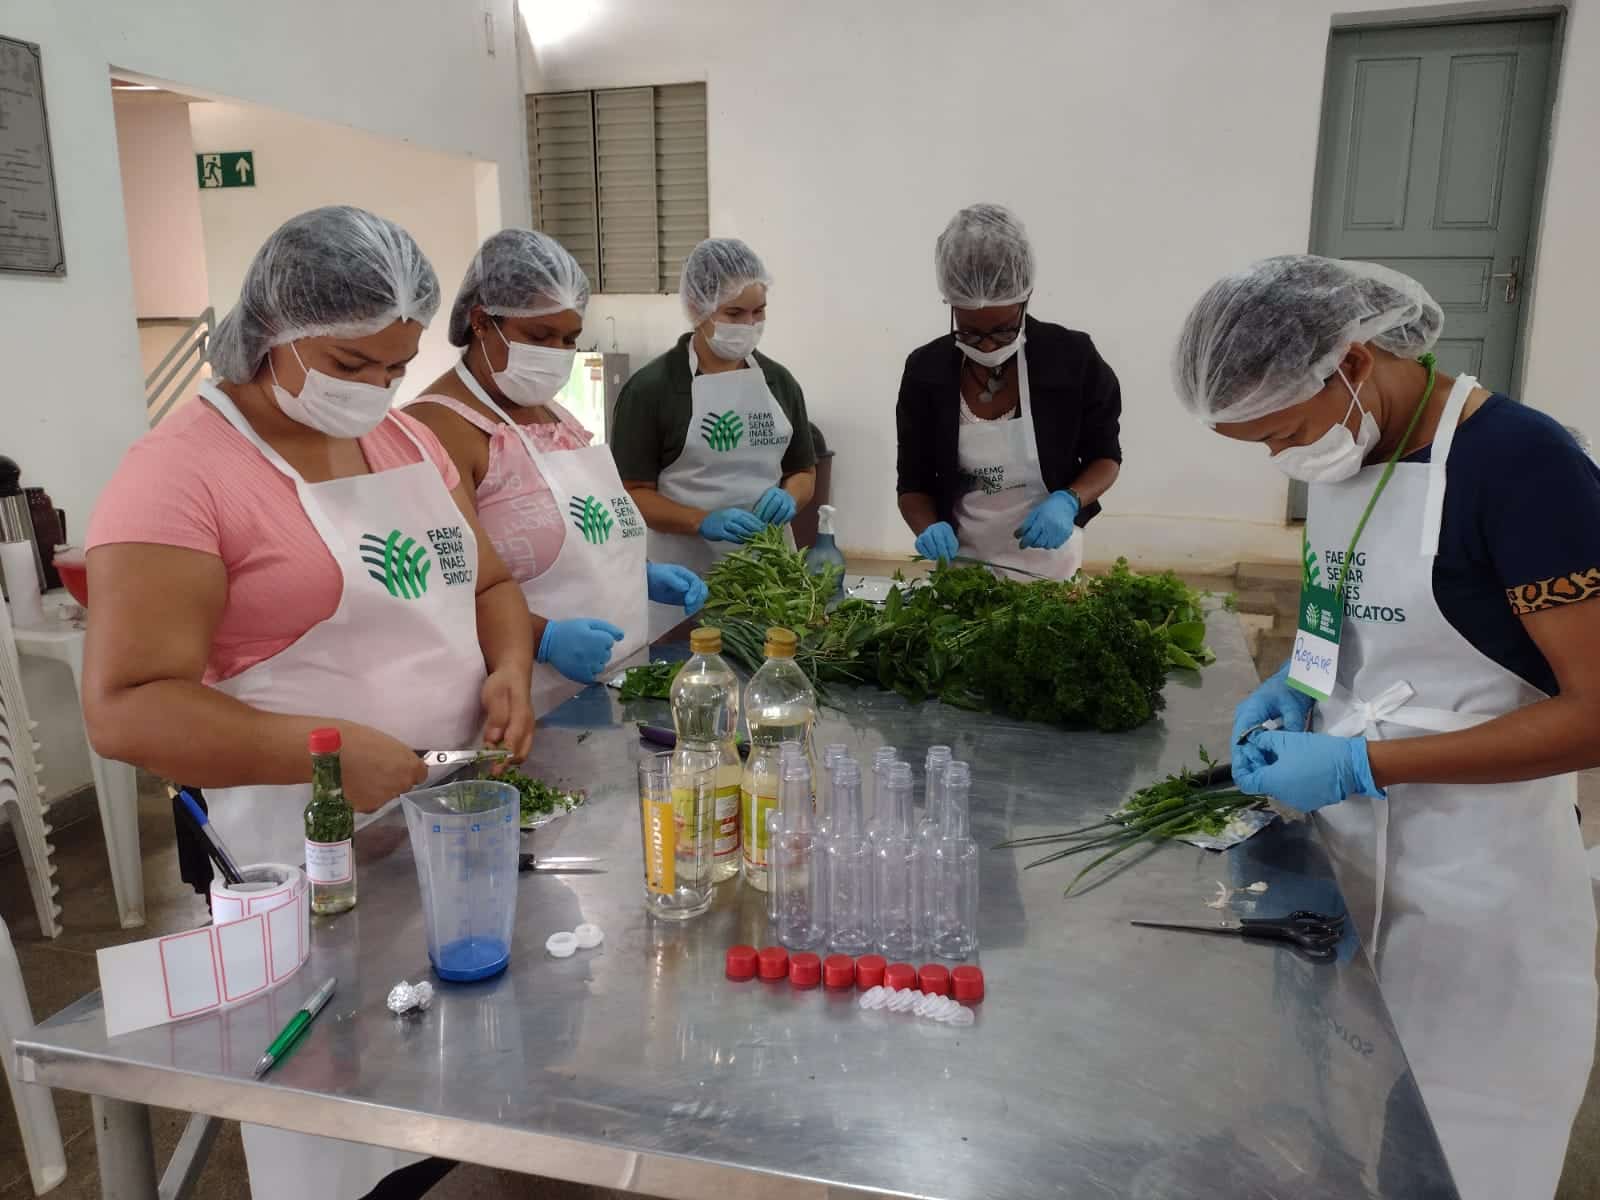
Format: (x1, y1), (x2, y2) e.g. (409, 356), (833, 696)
(884, 962), (916, 991)
(789, 952), (821, 988)
(917, 964), (950, 996)
(725, 945), (758, 981)
(308, 727), (342, 754)
(758, 945), (790, 980)
(951, 965), (985, 1003)
(823, 955), (856, 989)
(855, 954), (887, 989)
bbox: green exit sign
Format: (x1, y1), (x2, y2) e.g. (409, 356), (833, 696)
(197, 151), (255, 189)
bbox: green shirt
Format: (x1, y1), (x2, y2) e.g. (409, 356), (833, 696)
(610, 333), (817, 484)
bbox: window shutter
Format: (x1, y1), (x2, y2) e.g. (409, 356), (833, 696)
(529, 92), (600, 287)
(654, 83), (710, 293)
(594, 87), (659, 293)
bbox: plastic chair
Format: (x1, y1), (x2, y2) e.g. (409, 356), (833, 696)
(0, 915), (66, 1193)
(0, 602), (60, 939)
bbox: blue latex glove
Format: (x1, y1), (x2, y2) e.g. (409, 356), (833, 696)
(1230, 661), (1314, 747)
(537, 618), (625, 683)
(1233, 730), (1382, 813)
(914, 521), (959, 563)
(1015, 490), (1080, 550)
(647, 561), (707, 614)
(700, 507), (765, 544)
(753, 486), (798, 526)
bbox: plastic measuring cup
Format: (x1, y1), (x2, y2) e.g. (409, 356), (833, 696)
(401, 779), (521, 982)
(639, 751), (715, 920)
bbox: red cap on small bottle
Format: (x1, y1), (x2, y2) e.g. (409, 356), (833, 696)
(758, 945), (790, 980)
(308, 727), (342, 755)
(951, 965), (985, 1003)
(884, 962), (916, 991)
(725, 945), (758, 981)
(823, 955), (856, 989)
(855, 954), (887, 989)
(917, 964), (951, 996)
(789, 952), (821, 989)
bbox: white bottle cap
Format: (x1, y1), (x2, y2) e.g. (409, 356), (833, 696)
(817, 504), (836, 536)
(573, 923), (605, 949)
(545, 932), (578, 958)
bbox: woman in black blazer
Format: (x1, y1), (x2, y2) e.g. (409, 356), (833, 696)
(895, 204), (1122, 579)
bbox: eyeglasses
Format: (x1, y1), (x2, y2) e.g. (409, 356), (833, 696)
(951, 307), (1027, 349)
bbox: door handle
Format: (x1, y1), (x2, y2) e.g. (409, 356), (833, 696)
(1490, 257), (1521, 304)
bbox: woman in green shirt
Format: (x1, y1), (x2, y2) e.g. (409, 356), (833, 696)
(610, 238), (816, 592)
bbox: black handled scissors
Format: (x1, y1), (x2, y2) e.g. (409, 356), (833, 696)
(1130, 910), (1346, 962)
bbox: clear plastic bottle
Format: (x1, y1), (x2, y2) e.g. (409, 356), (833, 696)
(866, 745), (899, 845)
(741, 628), (817, 891)
(670, 627), (742, 883)
(816, 743), (848, 843)
(915, 745), (953, 932)
(804, 504), (847, 600)
(826, 758), (872, 955)
(931, 761), (979, 960)
(304, 727), (356, 914)
(872, 761), (919, 959)
(775, 755), (825, 950)
(768, 741), (805, 926)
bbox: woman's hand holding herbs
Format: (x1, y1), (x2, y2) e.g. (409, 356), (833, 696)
(331, 722), (427, 812)
(1230, 661), (1313, 747)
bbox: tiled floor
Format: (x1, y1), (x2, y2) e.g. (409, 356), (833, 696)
(5, 760), (1600, 1196)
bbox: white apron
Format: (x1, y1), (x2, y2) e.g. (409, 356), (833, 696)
(201, 381), (487, 1198)
(1309, 374), (1596, 1200)
(647, 342), (793, 639)
(952, 344), (1083, 581)
(453, 364), (648, 715)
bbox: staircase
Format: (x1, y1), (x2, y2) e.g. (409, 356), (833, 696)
(143, 308), (213, 426)
(1231, 562), (1302, 681)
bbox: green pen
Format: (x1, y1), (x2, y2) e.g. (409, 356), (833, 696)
(253, 976), (337, 1079)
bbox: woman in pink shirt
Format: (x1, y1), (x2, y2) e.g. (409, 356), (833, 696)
(410, 229), (703, 713)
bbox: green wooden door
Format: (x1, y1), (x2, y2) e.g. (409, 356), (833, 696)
(1298, 18), (1555, 514)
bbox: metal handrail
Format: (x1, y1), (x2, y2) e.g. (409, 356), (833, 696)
(144, 307), (213, 426)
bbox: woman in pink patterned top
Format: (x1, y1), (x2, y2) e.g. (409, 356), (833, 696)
(410, 229), (704, 707)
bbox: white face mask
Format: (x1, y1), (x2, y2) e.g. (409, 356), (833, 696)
(705, 320), (763, 361)
(486, 322), (574, 408)
(1270, 369), (1380, 483)
(955, 333), (1025, 369)
(271, 343), (398, 438)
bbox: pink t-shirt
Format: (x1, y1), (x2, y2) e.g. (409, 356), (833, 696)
(87, 397), (462, 685)
(406, 396), (591, 585)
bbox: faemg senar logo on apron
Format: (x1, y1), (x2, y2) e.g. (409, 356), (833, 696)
(700, 410), (745, 452)
(361, 531), (432, 599)
(570, 495), (615, 545)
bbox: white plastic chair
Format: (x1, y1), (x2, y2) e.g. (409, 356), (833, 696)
(0, 914), (66, 1193)
(0, 601), (60, 938)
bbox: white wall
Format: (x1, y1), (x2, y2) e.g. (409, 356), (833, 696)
(112, 96), (209, 319)
(0, 0), (529, 535)
(189, 101), (484, 402)
(526, 0), (1599, 571)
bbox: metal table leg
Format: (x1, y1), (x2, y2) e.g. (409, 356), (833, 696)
(92, 1094), (158, 1200)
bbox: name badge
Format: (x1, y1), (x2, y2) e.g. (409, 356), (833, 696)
(1288, 581), (1344, 702)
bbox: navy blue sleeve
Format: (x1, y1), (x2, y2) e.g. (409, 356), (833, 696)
(1454, 398), (1600, 615)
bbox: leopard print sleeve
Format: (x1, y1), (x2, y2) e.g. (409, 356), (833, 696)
(1506, 568), (1600, 616)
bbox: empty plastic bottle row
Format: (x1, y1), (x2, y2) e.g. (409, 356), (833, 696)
(767, 741), (979, 961)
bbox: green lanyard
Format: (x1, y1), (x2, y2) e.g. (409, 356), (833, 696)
(1333, 354), (1437, 599)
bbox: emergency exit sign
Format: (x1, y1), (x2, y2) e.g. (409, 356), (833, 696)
(197, 151), (255, 189)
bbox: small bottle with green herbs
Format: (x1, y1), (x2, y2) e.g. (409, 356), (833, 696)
(304, 727), (356, 914)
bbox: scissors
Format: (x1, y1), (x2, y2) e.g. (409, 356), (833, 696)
(1130, 910), (1346, 962)
(415, 748), (514, 768)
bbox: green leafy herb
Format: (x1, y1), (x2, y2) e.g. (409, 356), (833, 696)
(500, 767), (583, 825)
(619, 660), (683, 701)
(305, 753), (353, 843)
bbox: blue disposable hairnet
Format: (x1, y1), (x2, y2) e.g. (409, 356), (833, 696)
(210, 206), (440, 383)
(936, 204), (1035, 309)
(1174, 255), (1443, 424)
(447, 228), (591, 347)
(679, 238), (770, 325)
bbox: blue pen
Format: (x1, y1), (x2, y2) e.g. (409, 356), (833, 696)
(178, 789), (245, 885)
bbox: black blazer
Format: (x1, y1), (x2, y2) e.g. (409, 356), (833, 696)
(895, 317), (1123, 530)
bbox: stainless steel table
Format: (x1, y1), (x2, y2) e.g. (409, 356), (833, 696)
(16, 611), (1457, 1198)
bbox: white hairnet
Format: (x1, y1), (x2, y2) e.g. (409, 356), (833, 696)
(210, 206), (440, 383)
(935, 203), (1035, 309)
(447, 228), (591, 347)
(679, 238), (770, 325)
(1174, 255), (1443, 424)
